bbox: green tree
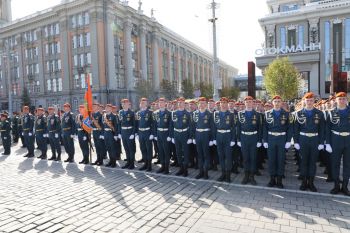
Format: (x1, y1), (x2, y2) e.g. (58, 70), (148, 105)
(196, 82), (213, 99)
(21, 87), (31, 107)
(135, 79), (156, 101)
(220, 86), (240, 99)
(181, 79), (194, 99)
(160, 79), (178, 100)
(264, 57), (301, 100)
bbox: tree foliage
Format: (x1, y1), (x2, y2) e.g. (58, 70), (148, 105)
(220, 86), (240, 99)
(135, 79), (156, 101)
(264, 57), (301, 100)
(196, 82), (213, 99)
(181, 79), (194, 99)
(21, 87), (31, 107)
(160, 79), (178, 100)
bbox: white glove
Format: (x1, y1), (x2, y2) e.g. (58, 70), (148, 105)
(294, 143), (300, 150)
(129, 134), (135, 140)
(70, 135), (75, 139)
(263, 142), (268, 149)
(149, 135), (154, 140)
(83, 136), (87, 141)
(325, 144), (333, 153)
(22, 132), (24, 136)
(114, 136), (118, 141)
(193, 139), (196, 144)
(209, 141), (213, 146)
(55, 133), (59, 138)
(118, 134), (122, 139)
(99, 135), (104, 140)
(230, 141), (235, 147)
(317, 144), (324, 151)
(29, 133), (32, 136)
(154, 137), (158, 141)
(171, 138), (175, 144)
(213, 140), (217, 145)
(257, 142), (262, 148)
(167, 137), (171, 142)
(237, 141), (241, 147)
(285, 142), (291, 149)
(135, 135), (139, 140)
(4, 137), (7, 139)
(187, 139), (192, 144)
(45, 134), (49, 138)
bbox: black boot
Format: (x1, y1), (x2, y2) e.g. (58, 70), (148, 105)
(217, 172), (225, 182)
(55, 154), (61, 161)
(276, 176), (284, 189)
(157, 165), (165, 173)
(225, 171), (231, 183)
(175, 166), (184, 176)
(48, 155), (56, 160)
(250, 173), (257, 185)
(241, 172), (249, 185)
(342, 181), (350, 196)
(300, 177), (307, 191)
(139, 161), (148, 171)
(326, 175), (334, 182)
(308, 177), (317, 192)
(128, 160), (135, 169)
(330, 181), (341, 195)
(195, 169), (204, 179)
(122, 162), (130, 169)
(41, 154), (47, 160)
(232, 164), (239, 174)
(137, 158), (144, 163)
(146, 160), (152, 172)
(203, 169), (209, 180)
(267, 176), (276, 187)
(183, 166), (188, 177)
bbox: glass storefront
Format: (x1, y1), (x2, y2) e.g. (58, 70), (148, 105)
(298, 25), (304, 47)
(324, 21), (331, 81)
(280, 27), (286, 49)
(345, 18), (350, 71)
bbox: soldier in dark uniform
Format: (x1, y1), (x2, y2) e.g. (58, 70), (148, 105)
(75, 105), (90, 164)
(237, 96), (262, 185)
(119, 99), (136, 169)
(326, 92), (350, 195)
(192, 97), (214, 179)
(188, 100), (198, 169)
(136, 98), (154, 171)
(151, 102), (159, 161)
(208, 99), (218, 171)
(171, 97), (192, 177)
(11, 112), (19, 143)
(91, 103), (105, 166)
(61, 103), (76, 163)
(22, 106), (35, 158)
(153, 98), (172, 174)
(99, 104), (107, 160)
(103, 104), (119, 167)
(294, 92), (325, 192)
(263, 96), (292, 189)
(169, 101), (178, 167)
(213, 97), (236, 183)
(0, 113), (11, 155)
(18, 112), (26, 147)
(47, 106), (61, 161)
(35, 108), (48, 159)
(112, 105), (122, 160)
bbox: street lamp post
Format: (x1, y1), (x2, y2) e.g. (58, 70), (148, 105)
(209, 0), (220, 100)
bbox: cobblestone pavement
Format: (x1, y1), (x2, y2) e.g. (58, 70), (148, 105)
(0, 142), (349, 232)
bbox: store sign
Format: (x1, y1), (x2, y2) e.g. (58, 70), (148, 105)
(255, 43), (321, 56)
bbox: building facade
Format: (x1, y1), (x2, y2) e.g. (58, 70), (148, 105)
(256, 0), (350, 98)
(0, 0), (237, 111)
(233, 75), (266, 98)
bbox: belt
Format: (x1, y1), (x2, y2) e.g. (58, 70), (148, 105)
(196, 128), (210, 132)
(93, 128), (101, 131)
(139, 127), (150, 131)
(174, 128), (189, 132)
(23, 128), (30, 131)
(217, 129), (231, 133)
(49, 130), (57, 133)
(332, 130), (350, 137)
(122, 126), (132, 130)
(105, 128), (112, 131)
(63, 127), (71, 131)
(242, 131), (257, 135)
(300, 132), (318, 137)
(35, 129), (44, 132)
(268, 132), (286, 136)
(77, 129), (83, 131)
(157, 128), (169, 131)
(0, 130), (6, 132)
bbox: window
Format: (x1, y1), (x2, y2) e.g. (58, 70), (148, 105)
(85, 33), (91, 46)
(58, 78), (62, 91)
(44, 26), (48, 37)
(74, 55), (78, 66)
(280, 27), (286, 49)
(33, 31), (37, 41)
(81, 74), (86, 88)
(84, 12), (90, 25)
(35, 64), (39, 74)
(45, 44), (49, 54)
(87, 53), (91, 64)
(78, 14), (83, 26)
(71, 16), (76, 28)
(72, 36), (76, 49)
(79, 34), (83, 47)
(287, 29), (296, 47)
(55, 23), (60, 34)
(74, 75), (79, 88)
(53, 79), (57, 92)
(57, 42), (61, 53)
(57, 60), (61, 70)
(80, 54), (84, 66)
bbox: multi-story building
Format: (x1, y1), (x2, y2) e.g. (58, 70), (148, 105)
(0, 0), (238, 111)
(256, 0), (350, 98)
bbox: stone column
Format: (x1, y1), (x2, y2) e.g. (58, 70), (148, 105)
(177, 48), (181, 91)
(58, 17), (71, 96)
(35, 30), (45, 96)
(15, 35), (24, 95)
(106, 12), (117, 89)
(191, 55), (195, 84)
(139, 23), (147, 80)
(152, 30), (160, 90)
(124, 17), (133, 93)
(342, 18), (346, 67)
